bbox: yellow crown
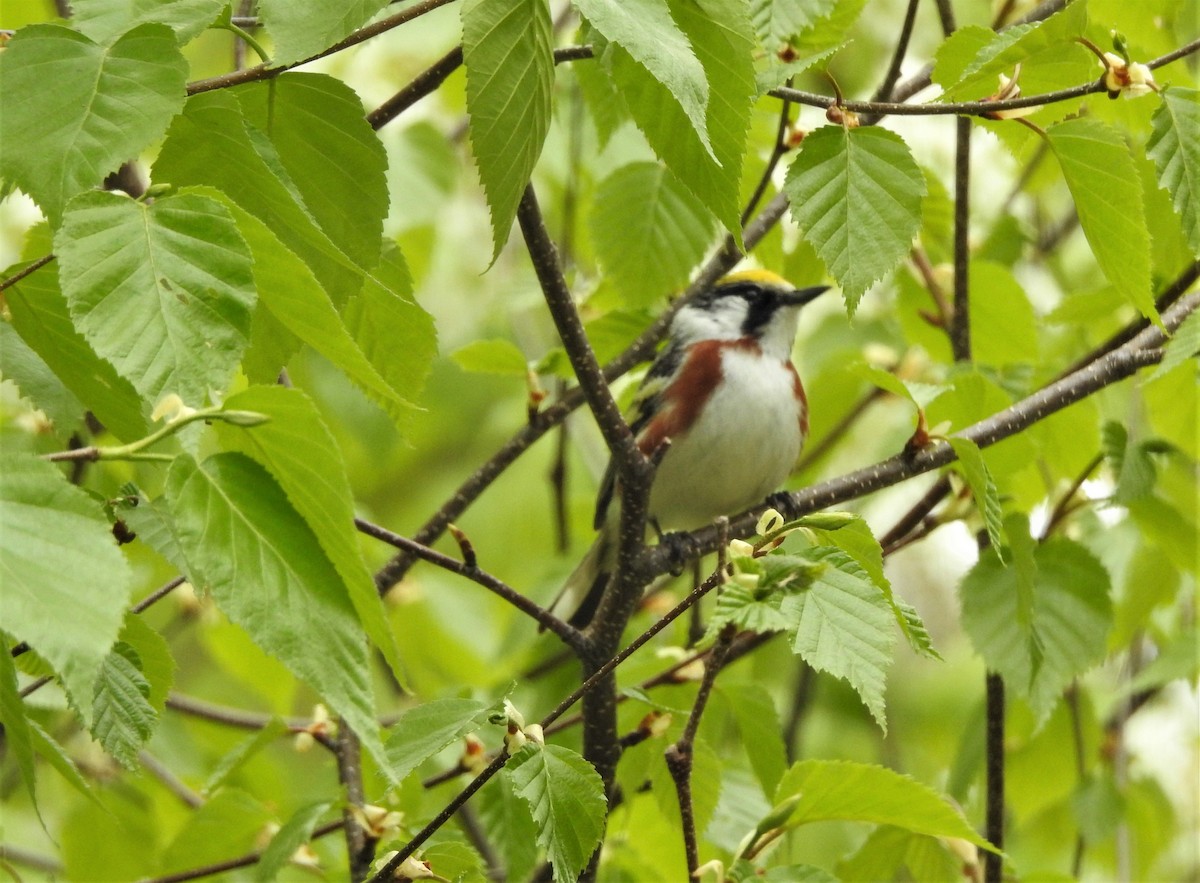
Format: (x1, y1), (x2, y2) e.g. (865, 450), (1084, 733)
(718, 268), (792, 289)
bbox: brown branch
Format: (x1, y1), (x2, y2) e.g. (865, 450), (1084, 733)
(140, 821), (343, 883)
(138, 750), (204, 809)
(951, 117), (973, 362)
(186, 0), (460, 95)
(0, 253), (53, 293)
(871, 0), (922, 104)
(665, 624), (737, 875)
(354, 517), (584, 649)
(638, 291), (1198, 579)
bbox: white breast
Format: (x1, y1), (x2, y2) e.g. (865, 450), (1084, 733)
(648, 347), (804, 530)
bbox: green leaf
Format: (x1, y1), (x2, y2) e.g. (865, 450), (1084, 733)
(482, 773), (540, 882)
(220, 202), (420, 425)
(783, 546), (895, 729)
(724, 683), (788, 795)
(452, 339), (530, 376)
(947, 437), (1005, 554)
(255, 801), (335, 882)
(29, 718), (98, 804)
(749, 0), (840, 49)
(0, 454), (131, 721)
(256, 0), (390, 64)
(0, 23), (187, 223)
(591, 163), (716, 307)
(0, 646), (38, 816)
(1101, 421), (1159, 503)
(55, 190), (255, 407)
(152, 90), (365, 303)
(91, 642), (157, 768)
(575, 0), (710, 147)
(1153, 306), (1200, 379)
(960, 537), (1113, 722)
(0, 320), (86, 439)
(607, 0), (756, 241)
(4, 239), (147, 441)
(385, 697), (493, 781)
(774, 759), (995, 849)
(204, 719), (290, 795)
(117, 615), (174, 714)
(968, 261), (1039, 365)
(785, 125), (926, 313)
(810, 515), (940, 660)
(215, 386), (405, 684)
(507, 743), (607, 881)
(935, 2), (1089, 101)
(71, 0), (225, 43)
(755, 44), (840, 95)
(463, 0), (555, 259)
(160, 788), (271, 875)
(346, 247), (438, 412)
(1046, 118), (1154, 321)
(164, 453), (387, 774)
(1148, 88), (1200, 258)
(234, 73), (388, 273)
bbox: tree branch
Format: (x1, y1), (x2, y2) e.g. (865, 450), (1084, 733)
(871, 0), (922, 104)
(951, 117), (972, 361)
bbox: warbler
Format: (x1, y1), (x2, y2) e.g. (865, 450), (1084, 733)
(549, 270), (829, 628)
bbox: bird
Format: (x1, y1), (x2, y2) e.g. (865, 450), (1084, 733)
(548, 269), (829, 629)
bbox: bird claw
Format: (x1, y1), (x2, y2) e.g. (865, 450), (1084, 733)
(765, 491), (796, 519)
(660, 531), (699, 575)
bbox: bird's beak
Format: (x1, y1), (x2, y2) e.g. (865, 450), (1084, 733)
(779, 285), (830, 307)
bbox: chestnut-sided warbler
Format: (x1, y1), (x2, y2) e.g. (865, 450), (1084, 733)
(549, 270), (829, 628)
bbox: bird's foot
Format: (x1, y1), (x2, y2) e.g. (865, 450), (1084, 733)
(659, 531), (700, 575)
(765, 491), (797, 521)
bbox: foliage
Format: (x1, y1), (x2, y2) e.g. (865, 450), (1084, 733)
(0, 1), (1197, 882)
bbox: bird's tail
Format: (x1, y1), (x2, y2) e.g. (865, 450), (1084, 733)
(543, 528), (614, 631)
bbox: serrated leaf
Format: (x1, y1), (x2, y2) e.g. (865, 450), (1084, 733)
(0, 454), (131, 721)
(591, 162), (716, 306)
(783, 546), (895, 729)
(1148, 88), (1200, 258)
(385, 698), (493, 781)
(71, 0), (225, 43)
(811, 515), (940, 660)
(755, 44), (840, 95)
(774, 759), (995, 849)
(607, 0), (756, 241)
(1046, 118), (1154, 321)
(152, 90), (365, 303)
(164, 453), (388, 775)
(0, 23), (187, 223)
(483, 772), (541, 882)
(507, 743), (606, 881)
(91, 642), (157, 768)
(29, 718), (98, 804)
(708, 580), (796, 637)
(346, 247), (437, 411)
(219, 202), (420, 425)
(575, 0), (710, 147)
(0, 646), (38, 816)
(785, 126), (925, 313)
(255, 801), (335, 882)
(935, 2), (1089, 101)
(55, 190), (255, 407)
(235, 73), (389, 273)
(452, 339), (530, 376)
(960, 537), (1113, 722)
(749, 0), (840, 49)
(1153, 307), (1200, 379)
(463, 0), (555, 258)
(215, 386), (405, 685)
(4, 231), (148, 441)
(118, 615), (174, 714)
(204, 719), (290, 795)
(947, 437), (1005, 554)
(256, 0), (390, 64)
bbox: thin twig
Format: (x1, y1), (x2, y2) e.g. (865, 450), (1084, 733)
(984, 671), (1005, 882)
(740, 89), (794, 226)
(871, 0), (922, 104)
(186, 0), (461, 95)
(795, 388), (886, 474)
(665, 623), (737, 875)
(878, 475), (953, 553)
(950, 117), (972, 362)
(354, 517), (584, 648)
(1041, 453), (1104, 539)
(138, 750), (204, 809)
(138, 820), (343, 883)
(0, 254), (54, 293)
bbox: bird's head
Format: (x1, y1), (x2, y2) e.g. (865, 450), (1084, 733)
(672, 270), (829, 358)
